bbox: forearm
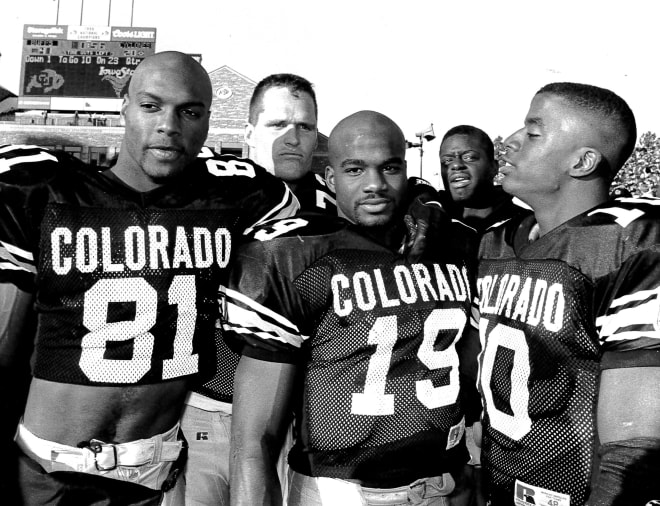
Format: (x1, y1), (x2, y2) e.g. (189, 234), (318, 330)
(230, 356), (297, 506)
(230, 436), (283, 506)
(588, 437), (660, 506)
(590, 366), (660, 505)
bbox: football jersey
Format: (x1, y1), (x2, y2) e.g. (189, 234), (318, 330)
(0, 145), (298, 387)
(223, 212), (479, 487)
(293, 172), (337, 214)
(476, 197), (660, 505)
(437, 187), (530, 261)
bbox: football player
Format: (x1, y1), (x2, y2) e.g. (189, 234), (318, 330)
(226, 110), (480, 505)
(477, 82), (660, 505)
(0, 51), (298, 505)
(181, 74), (447, 505)
(438, 125), (529, 506)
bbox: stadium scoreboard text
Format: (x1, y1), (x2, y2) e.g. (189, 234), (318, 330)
(19, 24), (157, 109)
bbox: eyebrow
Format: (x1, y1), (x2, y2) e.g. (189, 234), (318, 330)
(135, 91), (207, 109)
(339, 156), (404, 168)
(340, 158), (365, 168)
(525, 116), (545, 127)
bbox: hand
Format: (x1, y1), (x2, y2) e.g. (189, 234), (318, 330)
(403, 197), (447, 262)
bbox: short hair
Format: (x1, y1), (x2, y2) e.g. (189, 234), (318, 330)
(537, 82), (637, 176)
(441, 125), (495, 164)
(248, 73), (318, 124)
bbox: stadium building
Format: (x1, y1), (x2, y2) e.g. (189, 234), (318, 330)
(0, 24), (329, 171)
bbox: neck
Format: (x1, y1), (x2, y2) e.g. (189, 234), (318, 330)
(360, 221), (406, 251)
(531, 185), (609, 236)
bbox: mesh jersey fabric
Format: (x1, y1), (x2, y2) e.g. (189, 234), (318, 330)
(194, 171), (436, 403)
(223, 212), (480, 486)
(476, 196), (660, 504)
(0, 144), (298, 386)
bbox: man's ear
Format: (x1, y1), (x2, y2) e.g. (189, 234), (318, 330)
(120, 95), (129, 123)
(244, 123), (256, 148)
(325, 165), (335, 193)
(570, 148), (603, 178)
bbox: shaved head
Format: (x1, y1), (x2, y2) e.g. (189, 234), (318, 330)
(329, 110), (406, 166)
(326, 111), (407, 230)
(114, 51), (213, 191)
(128, 51), (213, 107)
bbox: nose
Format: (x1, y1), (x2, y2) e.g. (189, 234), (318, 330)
(449, 156), (466, 170)
(157, 108), (181, 136)
(283, 125), (300, 146)
(363, 168), (387, 193)
(504, 129), (523, 154)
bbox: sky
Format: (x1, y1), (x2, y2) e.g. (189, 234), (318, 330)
(2, 0), (659, 185)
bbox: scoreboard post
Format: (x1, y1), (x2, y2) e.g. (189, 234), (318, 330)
(18, 24), (157, 112)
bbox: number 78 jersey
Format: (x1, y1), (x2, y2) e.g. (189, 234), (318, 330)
(476, 197), (660, 504)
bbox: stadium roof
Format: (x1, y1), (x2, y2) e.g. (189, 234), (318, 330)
(0, 85), (17, 102)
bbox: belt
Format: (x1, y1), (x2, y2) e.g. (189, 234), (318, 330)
(15, 422), (183, 473)
(361, 473), (455, 503)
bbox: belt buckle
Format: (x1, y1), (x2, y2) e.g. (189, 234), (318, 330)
(88, 439), (118, 471)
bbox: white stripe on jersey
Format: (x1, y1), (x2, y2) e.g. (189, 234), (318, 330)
(243, 185), (300, 235)
(0, 241), (34, 262)
(0, 261), (35, 273)
(0, 241), (36, 274)
(0, 146), (58, 174)
(596, 286), (660, 342)
(225, 289), (307, 348)
(224, 300), (305, 349)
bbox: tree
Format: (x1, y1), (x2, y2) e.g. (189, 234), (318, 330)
(612, 132), (660, 196)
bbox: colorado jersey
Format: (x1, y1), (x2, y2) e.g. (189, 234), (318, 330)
(0, 145), (298, 387)
(476, 197), (660, 505)
(293, 171), (337, 214)
(223, 213), (479, 487)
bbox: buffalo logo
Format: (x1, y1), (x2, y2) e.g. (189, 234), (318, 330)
(101, 73), (130, 97)
(26, 69), (64, 93)
(645, 501), (660, 506)
(215, 86), (233, 100)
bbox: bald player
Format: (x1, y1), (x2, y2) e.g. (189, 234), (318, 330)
(0, 51), (297, 505)
(226, 110), (479, 505)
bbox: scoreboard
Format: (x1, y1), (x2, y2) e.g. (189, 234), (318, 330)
(19, 24), (157, 110)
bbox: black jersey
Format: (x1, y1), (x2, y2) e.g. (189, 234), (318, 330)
(223, 212), (479, 487)
(438, 187), (531, 260)
(477, 197), (660, 505)
(292, 172), (337, 214)
(0, 145), (298, 387)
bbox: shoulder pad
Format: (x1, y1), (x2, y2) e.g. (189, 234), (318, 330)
(248, 213), (346, 242)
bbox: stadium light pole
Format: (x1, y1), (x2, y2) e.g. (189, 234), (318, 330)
(406, 124), (435, 179)
(55, 0), (60, 24)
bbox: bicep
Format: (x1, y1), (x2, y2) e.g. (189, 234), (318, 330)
(597, 366), (660, 443)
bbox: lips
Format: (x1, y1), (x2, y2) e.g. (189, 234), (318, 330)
(148, 146), (183, 160)
(278, 151), (303, 159)
(358, 197), (391, 213)
(498, 158), (514, 175)
(449, 173), (471, 188)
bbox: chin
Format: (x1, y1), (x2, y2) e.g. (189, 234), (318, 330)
(275, 164), (308, 182)
(355, 214), (393, 228)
